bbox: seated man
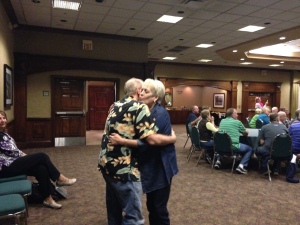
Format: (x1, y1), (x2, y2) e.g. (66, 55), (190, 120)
(249, 108), (261, 128)
(257, 107), (271, 125)
(186, 105), (201, 133)
(272, 107), (278, 114)
(197, 109), (218, 163)
(290, 108), (300, 125)
(278, 111), (289, 128)
(289, 112), (300, 156)
(256, 113), (289, 174)
(217, 108), (253, 174)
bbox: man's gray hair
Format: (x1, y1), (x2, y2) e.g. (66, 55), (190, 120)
(124, 78), (143, 97)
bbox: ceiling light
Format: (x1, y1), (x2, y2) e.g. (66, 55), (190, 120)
(157, 15), (183, 24)
(232, 50), (238, 53)
(163, 57), (177, 60)
(196, 44), (213, 48)
(279, 37), (286, 40)
(52, 0), (82, 11)
(198, 59), (212, 62)
(238, 25), (265, 32)
(240, 62), (253, 65)
(240, 58), (245, 60)
(249, 43), (300, 57)
(269, 64), (282, 67)
(280, 61), (284, 63)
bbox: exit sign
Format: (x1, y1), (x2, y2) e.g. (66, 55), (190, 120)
(82, 40), (93, 50)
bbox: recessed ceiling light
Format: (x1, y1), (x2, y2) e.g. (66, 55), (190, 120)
(32, 0), (41, 3)
(157, 15), (183, 24)
(52, 0), (82, 11)
(198, 59), (212, 62)
(269, 64), (282, 67)
(232, 50), (238, 53)
(130, 28), (136, 30)
(163, 57), (177, 60)
(280, 61), (284, 63)
(240, 62), (253, 65)
(240, 58), (245, 61)
(279, 37), (286, 40)
(238, 25), (265, 32)
(196, 44), (213, 48)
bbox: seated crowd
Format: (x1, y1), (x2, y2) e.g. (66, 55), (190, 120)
(186, 104), (300, 181)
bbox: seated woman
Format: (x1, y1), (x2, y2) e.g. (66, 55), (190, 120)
(0, 111), (76, 209)
(249, 108), (261, 128)
(197, 109), (218, 163)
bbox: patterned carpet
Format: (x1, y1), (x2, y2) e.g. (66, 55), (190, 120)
(2, 125), (300, 225)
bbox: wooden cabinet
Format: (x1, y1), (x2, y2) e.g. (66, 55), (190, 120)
(167, 110), (190, 124)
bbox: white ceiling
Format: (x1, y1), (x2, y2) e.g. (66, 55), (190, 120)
(7, 0), (300, 70)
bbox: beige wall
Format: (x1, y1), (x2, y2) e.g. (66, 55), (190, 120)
(27, 70), (127, 118)
(0, 4), (14, 121)
(155, 63), (292, 113)
(170, 86), (226, 112)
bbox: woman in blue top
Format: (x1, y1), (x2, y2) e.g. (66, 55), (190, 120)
(109, 79), (179, 225)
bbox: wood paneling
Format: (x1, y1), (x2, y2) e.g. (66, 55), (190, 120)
(167, 110), (191, 124)
(14, 53), (147, 148)
(241, 81), (281, 125)
(26, 119), (52, 148)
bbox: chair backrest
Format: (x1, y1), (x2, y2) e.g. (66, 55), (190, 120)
(271, 133), (292, 158)
(213, 131), (233, 155)
(256, 119), (264, 128)
(246, 117), (251, 127)
(185, 122), (190, 136)
(190, 127), (201, 149)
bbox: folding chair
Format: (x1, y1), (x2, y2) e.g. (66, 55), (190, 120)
(266, 133), (292, 181)
(256, 119), (264, 128)
(183, 122), (191, 148)
(187, 127), (204, 163)
(0, 194), (27, 225)
(212, 131), (239, 173)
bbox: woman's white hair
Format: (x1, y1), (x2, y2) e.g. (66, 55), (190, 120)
(143, 78), (165, 104)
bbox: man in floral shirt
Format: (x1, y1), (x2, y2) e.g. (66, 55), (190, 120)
(98, 78), (176, 225)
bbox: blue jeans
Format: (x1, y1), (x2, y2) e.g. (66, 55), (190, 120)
(235, 143), (253, 167)
(200, 140), (214, 157)
(103, 173), (144, 225)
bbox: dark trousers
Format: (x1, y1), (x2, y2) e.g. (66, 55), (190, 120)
(146, 181), (172, 225)
(0, 153), (60, 199)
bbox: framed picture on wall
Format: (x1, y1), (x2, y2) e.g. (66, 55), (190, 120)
(213, 93), (225, 108)
(4, 64), (13, 107)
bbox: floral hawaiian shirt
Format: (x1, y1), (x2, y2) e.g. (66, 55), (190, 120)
(0, 132), (23, 171)
(98, 96), (157, 182)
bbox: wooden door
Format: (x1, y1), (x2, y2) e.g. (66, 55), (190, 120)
(88, 86), (115, 130)
(53, 78), (86, 137)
